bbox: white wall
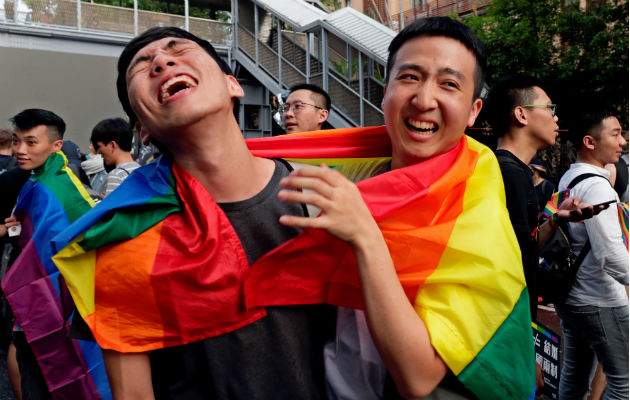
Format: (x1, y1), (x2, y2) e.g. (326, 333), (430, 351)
(0, 45), (125, 153)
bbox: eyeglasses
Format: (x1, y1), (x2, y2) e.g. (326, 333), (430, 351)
(521, 104), (557, 117)
(279, 101), (323, 114)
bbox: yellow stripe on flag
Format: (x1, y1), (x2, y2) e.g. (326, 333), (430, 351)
(416, 138), (525, 375)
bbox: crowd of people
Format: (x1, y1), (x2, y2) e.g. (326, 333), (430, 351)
(0, 15), (627, 400)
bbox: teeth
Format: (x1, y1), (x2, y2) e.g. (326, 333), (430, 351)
(407, 119), (436, 131)
(160, 75), (197, 102)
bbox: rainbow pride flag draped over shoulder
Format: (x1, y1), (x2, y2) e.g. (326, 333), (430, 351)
(52, 155), (266, 352)
(52, 127), (534, 398)
(245, 128), (535, 399)
(2, 152), (110, 400)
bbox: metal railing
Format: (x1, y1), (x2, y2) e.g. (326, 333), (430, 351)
(397, 0), (492, 26)
(0, 0), (231, 45)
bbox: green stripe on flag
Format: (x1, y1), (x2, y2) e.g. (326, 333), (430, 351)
(35, 153), (93, 222)
(458, 288), (535, 399)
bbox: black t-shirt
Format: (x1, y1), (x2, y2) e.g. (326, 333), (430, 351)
(150, 159), (334, 400)
(495, 150), (539, 319)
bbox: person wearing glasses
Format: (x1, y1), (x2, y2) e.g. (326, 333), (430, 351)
(281, 83), (330, 133)
(484, 75), (597, 321)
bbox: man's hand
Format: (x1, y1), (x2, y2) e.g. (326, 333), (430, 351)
(278, 164), (448, 397)
(2, 217), (21, 238)
(277, 164), (381, 248)
(556, 197), (607, 223)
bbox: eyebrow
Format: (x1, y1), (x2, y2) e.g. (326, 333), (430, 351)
(13, 135), (38, 140)
(395, 63), (466, 82)
(128, 39), (182, 73)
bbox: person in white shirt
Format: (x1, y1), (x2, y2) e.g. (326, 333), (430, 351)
(556, 109), (628, 400)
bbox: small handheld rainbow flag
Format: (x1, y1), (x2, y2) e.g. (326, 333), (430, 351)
(618, 202), (629, 249)
(542, 189), (571, 218)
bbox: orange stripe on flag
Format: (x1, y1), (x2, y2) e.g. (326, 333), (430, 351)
(93, 222), (165, 351)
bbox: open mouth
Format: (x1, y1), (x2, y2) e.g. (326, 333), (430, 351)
(159, 75), (198, 103)
(405, 118), (438, 135)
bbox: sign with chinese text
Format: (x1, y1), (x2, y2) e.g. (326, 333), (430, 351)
(532, 321), (561, 399)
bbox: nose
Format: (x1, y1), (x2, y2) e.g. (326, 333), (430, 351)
(13, 141), (25, 155)
(283, 106), (295, 119)
(411, 82), (438, 111)
(151, 54), (176, 75)
(620, 135), (627, 147)
(553, 115), (559, 123)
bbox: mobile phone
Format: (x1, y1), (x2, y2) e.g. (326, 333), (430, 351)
(569, 199), (616, 216)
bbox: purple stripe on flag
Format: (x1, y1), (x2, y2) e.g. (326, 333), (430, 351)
(3, 229), (101, 399)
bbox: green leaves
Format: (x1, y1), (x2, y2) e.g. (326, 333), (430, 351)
(462, 0), (628, 118)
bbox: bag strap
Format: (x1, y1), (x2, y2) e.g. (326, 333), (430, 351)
(563, 172), (607, 273)
(573, 239), (591, 270)
(567, 172), (610, 190)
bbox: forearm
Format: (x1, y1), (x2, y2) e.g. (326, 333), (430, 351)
(351, 228), (447, 398)
(586, 208), (629, 285)
(103, 350), (155, 400)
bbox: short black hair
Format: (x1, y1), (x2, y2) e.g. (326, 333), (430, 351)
(287, 83), (331, 111)
(484, 75), (543, 137)
(567, 106), (617, 150)
(386, 17), (486, 99)
(117, 26), (239, 127)
(91, 118), (134, 152)
(10, 108), (65, 141)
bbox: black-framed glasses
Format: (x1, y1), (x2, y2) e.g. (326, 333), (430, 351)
(521, 104), (557, 117)
(279, 101), (323, 114)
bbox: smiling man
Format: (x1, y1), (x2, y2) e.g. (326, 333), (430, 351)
(556, 109), (628, 399)
(53, 27), (333, 400)
(1, 109), (108, 399)
(265, 17), (536, 399)
(281, 83), (330, 133)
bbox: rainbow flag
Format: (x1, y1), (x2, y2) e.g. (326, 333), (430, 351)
(542, 189), (571, 218)
(246, 129), (535, 399)
(52, 127), (534, 398)
(52, 156), (266, 352)
(618, 202), (629, 249)
(529, 163), (547, 175)
(1, 152), (110, 400)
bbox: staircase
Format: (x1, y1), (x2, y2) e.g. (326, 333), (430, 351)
(232, 0), (395, 130)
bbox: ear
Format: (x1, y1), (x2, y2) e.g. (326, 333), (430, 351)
(583, 135), (597, 151)
(52, 139), (63, 152)
(513, 106), (528, 126)
(467, 98), (483, 127)
(318, 109), (329, 124)
(226, 75), (244, 99)
(135, 121), (151, 146)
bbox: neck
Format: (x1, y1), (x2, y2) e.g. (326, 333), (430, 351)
(114, 152), (135, 166)
(496, 130), (538, 165)
(576, 150), (606, 169)
(167, 118), (275, 203)
(0, 149), (11, 156)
